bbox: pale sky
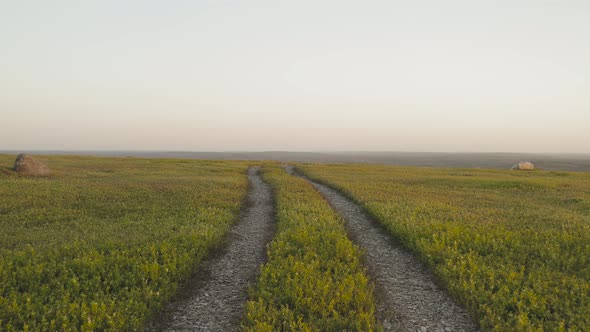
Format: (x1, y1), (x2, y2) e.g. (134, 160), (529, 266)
(1, 1), (589, 153)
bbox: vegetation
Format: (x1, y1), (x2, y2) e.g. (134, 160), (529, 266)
(298, 164), (590, 331)
(0, 155), (250, 331)
(4, 153), (587, 331)
(242, 165), (378, 331)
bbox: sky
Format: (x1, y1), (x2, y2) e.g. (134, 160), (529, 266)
(1, 0), (589, 153)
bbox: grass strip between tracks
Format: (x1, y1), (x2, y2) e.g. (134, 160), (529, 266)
(242, 165), (378, 331)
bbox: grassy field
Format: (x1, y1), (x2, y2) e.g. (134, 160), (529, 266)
(3, 154), (588, 331)
(0, 155), (250, 331)
(298, 164), (590, 331)
(242, 165), (378, 331)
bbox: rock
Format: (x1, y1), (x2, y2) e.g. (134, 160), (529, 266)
(13, 154), (51, 176)
(511, 161), (535, 170)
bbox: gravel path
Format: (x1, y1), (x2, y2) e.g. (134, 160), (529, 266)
(287, 166), (478, 332)
(156, 166), (274, 332)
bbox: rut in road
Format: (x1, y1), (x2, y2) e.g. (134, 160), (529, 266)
(157, 166), (274, 332)
(287, 166), (478, 332)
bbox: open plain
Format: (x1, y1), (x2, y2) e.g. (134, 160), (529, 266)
(1, 154), (588, 331)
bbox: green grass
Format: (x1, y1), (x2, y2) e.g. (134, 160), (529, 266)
(298, 164), (590, 331)
(0, 155), (250, 331)
(242, 165), (378, 331)
(4, 154), (587, 331)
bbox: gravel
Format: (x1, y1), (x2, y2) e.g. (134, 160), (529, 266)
(288, 166), (479, 332)
(155, 166), (274, 331)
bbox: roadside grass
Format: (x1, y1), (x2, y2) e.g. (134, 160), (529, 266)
(242, 165), (379, 331)
(298, 164), (590, 331)
(0, 155), (250, 331)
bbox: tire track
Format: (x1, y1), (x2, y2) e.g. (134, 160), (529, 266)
(155, 166), (274, 331)
(287, 165), (478, 332)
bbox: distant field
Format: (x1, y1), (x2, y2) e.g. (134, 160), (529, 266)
(4, 151), (590, 172)
(299, 164), (590, 330)
(0, 155), (249, 331)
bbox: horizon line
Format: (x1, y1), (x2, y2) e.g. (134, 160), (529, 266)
(1, 150), (589, 156)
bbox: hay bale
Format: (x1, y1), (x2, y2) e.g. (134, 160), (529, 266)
(511, 161), (535, 170)
(13, 154), (51, 176)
